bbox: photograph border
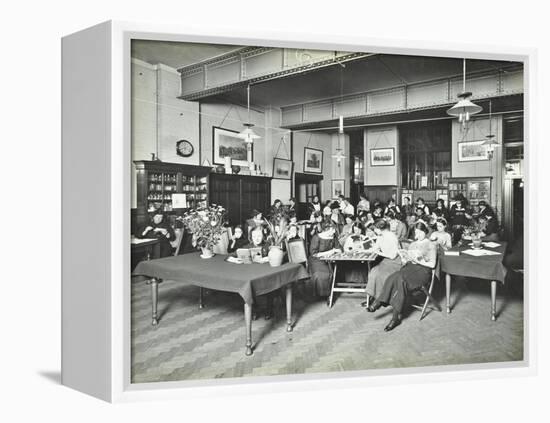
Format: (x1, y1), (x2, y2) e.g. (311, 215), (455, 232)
(303, 147), (323, 174)
(370, 147), (395, 167)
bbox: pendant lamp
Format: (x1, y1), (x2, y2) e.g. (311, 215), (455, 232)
(447, 59), (482, 127)
(482, 100), (499, 157)
(237, 85), (261, 144)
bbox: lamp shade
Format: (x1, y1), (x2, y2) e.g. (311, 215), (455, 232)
(237, 123), (261, 144)
(447, 94), (483, 120)
(482, 135), (500, 151)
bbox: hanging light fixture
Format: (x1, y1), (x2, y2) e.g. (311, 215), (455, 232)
(482, 100), (500, 158)
(447, 58), (483, 128)
(237, 84), (261, 144)
(332, 66), (346, 165)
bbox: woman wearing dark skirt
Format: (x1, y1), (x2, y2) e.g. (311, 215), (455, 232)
(367, 221), (436, 331)
(308, 221), (341, 299)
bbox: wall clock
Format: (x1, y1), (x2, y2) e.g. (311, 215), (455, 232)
(176, 139), (194, 157)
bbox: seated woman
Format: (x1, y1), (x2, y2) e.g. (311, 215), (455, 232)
(432, 198), (450, 221)
(308, 195), (322, 216)
(478, 213), (500, 242)
(449, 196), (472, 244)
(338, 215), (355, 245)
(139, 210), (175, 257)
(363, 219), (402, 306)
(245, 209), (266, 241)
(308, 210), (324, 237)
(367, 221), (437, 332)
(387, 210), (407, 242)
(308, 221), (341, 300)
(243, 226), (270, 258)
(227, 225), (249, 253)
(430, 218), (452, 250)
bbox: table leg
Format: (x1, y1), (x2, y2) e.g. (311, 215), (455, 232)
(286, 284), (293, 332)
(198, 287), (204, 309)
(150, 278), (159, 326)
(328, 263), (338, 308)
(244, 303), (253, 356)
(445, 273), (451, 314)
(491, 280), (497, 321)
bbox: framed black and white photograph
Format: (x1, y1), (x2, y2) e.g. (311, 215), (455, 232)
(331, 179), (345, 198)
(212, 126), (252, 167)
(458, 140), (489, 162)
(303, 147), (323, 173)
(370, 147), (395, 166)
(58, 19), (537, 405)
(272, 157), (293, 180)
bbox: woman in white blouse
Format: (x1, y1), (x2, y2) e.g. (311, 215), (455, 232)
(363, 219), (402, 305)
(430, 218), (452, 250)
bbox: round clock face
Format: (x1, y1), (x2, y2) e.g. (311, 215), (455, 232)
(176, 140), (194, 157)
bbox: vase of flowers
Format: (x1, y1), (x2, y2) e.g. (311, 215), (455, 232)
(264, 217), (288, 267)
(179, 205), (227, 258)
(463, 221), (484, 249)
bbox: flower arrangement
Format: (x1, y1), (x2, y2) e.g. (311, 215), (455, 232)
(264, 217), (289, 248)
(178, 205), (227, 251)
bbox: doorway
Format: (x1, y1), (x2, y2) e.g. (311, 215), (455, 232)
(294, 172), (323, 220)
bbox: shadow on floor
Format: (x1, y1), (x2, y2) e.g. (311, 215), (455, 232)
(37, 370), (61, 384)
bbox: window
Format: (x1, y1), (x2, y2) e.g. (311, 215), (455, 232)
(400, 121), (452, 190)
(353, 155), (364, 183)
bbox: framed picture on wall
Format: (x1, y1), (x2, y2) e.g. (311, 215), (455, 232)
(303, 147), (323, 173)
(213, 126), (253, 167)
(331, 179), (345, 198)
(272, 158), (294, 180)
(370, 147), (395, 166)
(457, 140), (489, 162)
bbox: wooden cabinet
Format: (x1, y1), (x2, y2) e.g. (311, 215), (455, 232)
(209, 173), (271, 226)
(133, 161), (211, 231)
(448, 177), (491, 207)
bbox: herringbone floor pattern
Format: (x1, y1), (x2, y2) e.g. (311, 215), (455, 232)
(131, 276), (523, 383)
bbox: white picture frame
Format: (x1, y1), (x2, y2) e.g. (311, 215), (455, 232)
(61, 20), (536, 404)
(458, 140), (489, 162)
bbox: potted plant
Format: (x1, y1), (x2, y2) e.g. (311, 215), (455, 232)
(179, 205), (227, 258)
(463, 221), (484, 249)
(264, 217), (289, 267)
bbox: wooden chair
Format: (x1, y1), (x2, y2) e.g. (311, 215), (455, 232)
(411, 257), (442, 320)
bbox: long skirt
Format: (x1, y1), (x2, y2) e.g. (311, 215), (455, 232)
(376, 263), (431, 315)
(307, 257), (332, 297)
(365, 256), (402, 298)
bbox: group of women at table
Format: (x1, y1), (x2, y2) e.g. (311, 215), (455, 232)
(139, 193), (500, 332)
(237, 193), (499, 332)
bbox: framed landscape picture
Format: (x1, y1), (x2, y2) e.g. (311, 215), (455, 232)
(331, 179), (345, 198)
(303, 147), (323, 173)
(458, 140), (489, 162)
(272, 157), (293, 179)
(370, 147), (395, 166)
(213, 126), (252, 167)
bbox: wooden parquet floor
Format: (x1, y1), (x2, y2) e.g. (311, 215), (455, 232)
(131, 276), (524, 383)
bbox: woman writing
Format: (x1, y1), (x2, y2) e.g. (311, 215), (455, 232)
(367, 221), (436, 331)
(227, 225), (249, 253)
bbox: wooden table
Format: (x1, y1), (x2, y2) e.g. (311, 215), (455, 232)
(439, 242), (507, 321)
(133, 253), (309, 356)
(320, 251), (378, 308)
(131, 238), (160, 270)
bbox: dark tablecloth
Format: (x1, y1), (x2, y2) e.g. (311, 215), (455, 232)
(133, 253), (310, 305)
(440, 242), (507, 283)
